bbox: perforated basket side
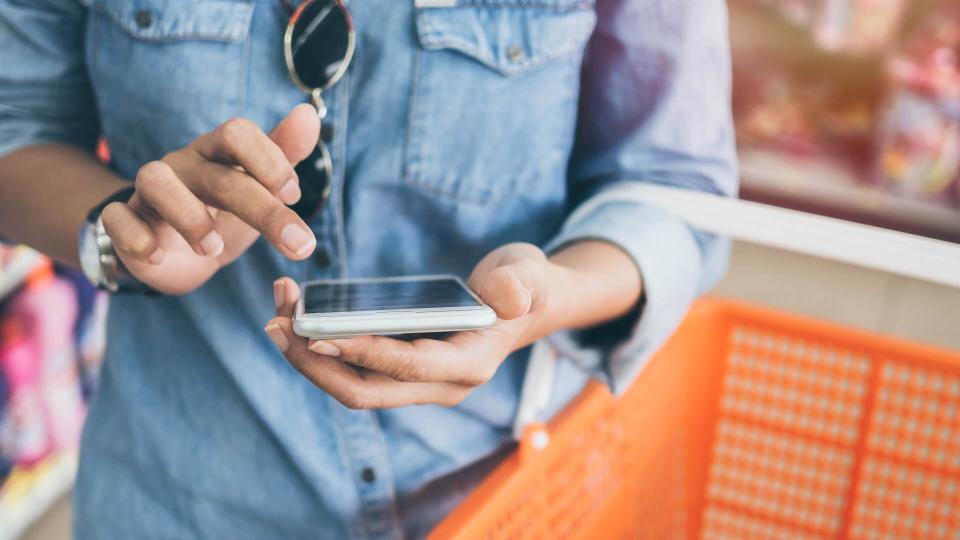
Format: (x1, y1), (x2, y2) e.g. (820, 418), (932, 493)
(429, 300), (725, 540)
(430, 299), (960, 539)
(696, 301), (960, 540)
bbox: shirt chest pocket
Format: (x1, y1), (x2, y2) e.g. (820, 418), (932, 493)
(405, 0), (596, 205)
(81, 0), (254, 167)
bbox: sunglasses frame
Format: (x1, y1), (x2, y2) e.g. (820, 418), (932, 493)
(281, 0), (356, 218)
(283, 0), (357, 96)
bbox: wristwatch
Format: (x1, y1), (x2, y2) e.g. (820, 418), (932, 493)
(78, 186), (154, 294)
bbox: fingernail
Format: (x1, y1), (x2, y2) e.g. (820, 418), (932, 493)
(264, 324), (289, 352)
(281, 224), (315, 257)
(273, 279), (284, 308)
(521, 287), (532, 309)
(278, 179), (301, 205)
(200, 231), (224, 257)
(148, 248), (165, 265)
(308, 340), (340, 357)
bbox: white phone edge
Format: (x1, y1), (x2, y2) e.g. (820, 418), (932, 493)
(292, 275), (497, 339)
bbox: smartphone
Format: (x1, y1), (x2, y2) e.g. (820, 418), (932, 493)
(293, 275), (497, 339)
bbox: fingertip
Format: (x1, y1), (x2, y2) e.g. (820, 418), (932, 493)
(273, 279), (285, 308)
(265, 317), (291, 332)
(147, 247), (165, 265)
(501, 287), (532, 321)
(199, 230), (224, 257)
(517, 287), (532, 315)
(100, 201), (125, 221)
(273, 278), (300, 319)
(292, 102), (318, 118)
(272, 105), (321, 163)
(308, 340), (341, 357)
(283, 277), (301, 304)
(483, 267), (531, 320)
(280, 224), (316, 259)
(273, 276), (299, 308)
(264, 320), (290, 352)
(100, 201), (160, 262)
(278, 178), (302, 205)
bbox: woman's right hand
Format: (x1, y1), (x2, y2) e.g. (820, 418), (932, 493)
(100, 104), (320, 295)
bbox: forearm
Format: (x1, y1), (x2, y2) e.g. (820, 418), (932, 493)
(519, 240), (643, 348)
(0, 143), (127, 268)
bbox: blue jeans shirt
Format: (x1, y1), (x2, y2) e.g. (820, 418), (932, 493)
(0, 0), (737, 537)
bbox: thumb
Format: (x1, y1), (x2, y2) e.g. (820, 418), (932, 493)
(471, 245), (547, 321)
(270, 103), (320, 165)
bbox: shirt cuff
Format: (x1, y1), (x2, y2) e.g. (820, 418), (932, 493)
(543, 199), (706, 395)
(0, 113), (98, 159)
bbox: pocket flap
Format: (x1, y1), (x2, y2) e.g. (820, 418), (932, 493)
(81, 0), (254, 42)
(415, 0), (596, 76)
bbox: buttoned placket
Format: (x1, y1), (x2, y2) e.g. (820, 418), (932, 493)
(332, 404), (404, 539)
(306, 41), (404, 538)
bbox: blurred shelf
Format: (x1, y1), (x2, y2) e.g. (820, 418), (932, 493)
(0, 247), (45, 302)
(0, 452), (77, 540)
(740, 148), (960, 243)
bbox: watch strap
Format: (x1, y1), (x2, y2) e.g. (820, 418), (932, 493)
(86, 186), (157, 295)
(87, 185), (136, 223)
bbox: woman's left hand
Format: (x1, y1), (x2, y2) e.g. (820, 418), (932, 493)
(264, 243), (552, 409)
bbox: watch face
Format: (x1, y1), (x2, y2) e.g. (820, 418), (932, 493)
(79, 222), (103, 286)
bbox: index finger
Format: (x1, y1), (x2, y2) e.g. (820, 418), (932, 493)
(320, 334), (497, 387)
(266, 317), (470, 409)
(177, 158), (316, 260)
(192, 118), (301, 205)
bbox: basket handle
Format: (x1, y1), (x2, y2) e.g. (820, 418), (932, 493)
(514, 184), (960, 441)
(569, 183), (960, 289)
(513, 341), (557, 440)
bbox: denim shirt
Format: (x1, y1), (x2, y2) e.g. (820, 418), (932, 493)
(0, 0), (737, 537)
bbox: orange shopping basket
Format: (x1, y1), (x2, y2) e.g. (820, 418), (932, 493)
(430, 185), (960, 539)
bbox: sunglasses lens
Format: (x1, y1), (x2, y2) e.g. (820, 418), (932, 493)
(289, 0), (353, 90)
(290, 141), (333, 219)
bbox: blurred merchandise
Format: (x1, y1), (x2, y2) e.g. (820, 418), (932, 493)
(735, 69), (821, 156)
(0, 451), (76, 540)
(761, 0), (819, 26)
(11, 264), (86, 451)
(734, 66), (877, 162)
(0, 247), (106, 540)
(0, 320), (50, 468)
(61, 269), (107, 398)
(955, 171), (960, 204)
(750, 0), (907, 53)
(0, 374), (10, 486)
(0, 246), (44, 301)
(815, 0), (906, 53)
(876, 92), (960, 195)
(731, 0), (960, 241)
(76, 291), (108, 399)
(875, 13), (960, 196)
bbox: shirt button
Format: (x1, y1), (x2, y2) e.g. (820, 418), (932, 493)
(361, 467), (376, 483)
(314, 246), (331, 267)
(507, 45), (524, 62)
(320, 123), (335, 143)
(135, 9), (153, 29)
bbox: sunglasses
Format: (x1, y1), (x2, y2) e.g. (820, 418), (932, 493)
(282, 0), (356, 218)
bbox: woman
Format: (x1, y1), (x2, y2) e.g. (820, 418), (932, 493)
(0, 0), (736, 537)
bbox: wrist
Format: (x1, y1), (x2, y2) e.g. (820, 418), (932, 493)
(513, 258), (581, 349)
(78, 186), (155, 294)
(532, 240), (644, 341)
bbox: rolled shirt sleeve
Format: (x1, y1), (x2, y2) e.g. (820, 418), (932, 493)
(546, 0), (738, 394)
(0, 0), (100, 159)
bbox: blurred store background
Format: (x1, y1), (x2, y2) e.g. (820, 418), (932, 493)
(0, 250), (106, 540)
(2, 0), (960, 538)
(731, 0), (960, 241)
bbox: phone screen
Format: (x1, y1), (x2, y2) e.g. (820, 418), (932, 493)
(303, 277), (480, 314)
